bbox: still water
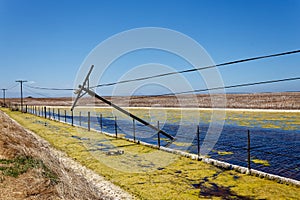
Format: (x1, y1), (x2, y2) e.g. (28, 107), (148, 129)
(40, 107), (300, 180)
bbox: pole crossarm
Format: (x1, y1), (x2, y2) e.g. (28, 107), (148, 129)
(71, 65), (94, 111)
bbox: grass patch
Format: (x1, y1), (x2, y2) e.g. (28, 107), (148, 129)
(0, 156), (58, 182)
(2, 108), (299, 199)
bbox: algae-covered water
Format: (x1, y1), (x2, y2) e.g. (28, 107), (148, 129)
(33, 107), (300, 180)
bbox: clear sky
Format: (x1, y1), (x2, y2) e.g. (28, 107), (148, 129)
(0, 0), (299, 97)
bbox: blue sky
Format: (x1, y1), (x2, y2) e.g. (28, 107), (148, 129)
(0, 0), (299, 97)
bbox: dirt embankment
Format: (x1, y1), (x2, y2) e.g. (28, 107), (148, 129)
(0, 110), (131, 200)
(3, 92), (300, 109)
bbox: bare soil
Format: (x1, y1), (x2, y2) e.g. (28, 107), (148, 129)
(3, 92), (300, 109)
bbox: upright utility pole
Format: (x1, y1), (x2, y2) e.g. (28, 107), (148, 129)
(15, 80), (27, 112)
(1, 89), (7, 106)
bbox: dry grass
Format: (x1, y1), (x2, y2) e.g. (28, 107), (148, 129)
(0, 111), (60, 199)
(3, 92), (300, 109)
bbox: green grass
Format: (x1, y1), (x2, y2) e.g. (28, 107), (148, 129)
(0, 156), (58, 182)
(2, 108), (299, 199)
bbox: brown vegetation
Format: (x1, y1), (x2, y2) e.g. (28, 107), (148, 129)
(3, 92), (300, 109)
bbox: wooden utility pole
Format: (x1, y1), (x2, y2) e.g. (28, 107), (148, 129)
(1, 89), (7, 107)
(15, 80), (27, 112)
(71, 65), (175, 141)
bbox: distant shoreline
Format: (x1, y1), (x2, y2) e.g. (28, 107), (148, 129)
(28, 105), (300, 113)
(4, 92), (300, 110)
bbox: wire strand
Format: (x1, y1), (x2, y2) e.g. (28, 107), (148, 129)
(25, 84), (75, 91)
(131, 76), (300, 98)
(91, 49), (300, 88)
(14, 49), (300, 91)
(24, 85), (52, 98)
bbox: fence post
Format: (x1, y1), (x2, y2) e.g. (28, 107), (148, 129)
(197, 125), (200, 160)
(79, 111), (81, 126)
(25, 105), (27, 113)
(157, 121), (160, 148)
(44, 106), (46, 119)
(114, 116), (117, 137)
(58, 109), (60, 121)
(100, 113), (102, 132)
(133, 118), (136, 142)
(38, 107), (40, 116)
(71, 110), (74, 126)
(247, 129), (251, 173)
(64, 110), (67, 122)
(48, 107), (51, 119)
(53, 108), (55, 120)
(88, 111), (90, 131)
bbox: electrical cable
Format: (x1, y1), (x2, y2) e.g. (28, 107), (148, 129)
(19, 49), (300, 91)
(131, 76), (300, 98)
(24, 85), (52, 98)
(91, 49), (300, 88)
(25, 84), (74, 91)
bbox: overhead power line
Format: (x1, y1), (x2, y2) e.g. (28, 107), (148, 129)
(24, 85), (51, 98)
(5, 83), (19, 90)
(25, 85), (75, 91)
(90, 49), (300, 88)
(135, 76), (300, 97)
(19, 49), (300, 91)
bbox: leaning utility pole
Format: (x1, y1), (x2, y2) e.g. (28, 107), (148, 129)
(1, 89), (7, 107)
(71, 65), (175, 141)
(15, 80), (27, 112)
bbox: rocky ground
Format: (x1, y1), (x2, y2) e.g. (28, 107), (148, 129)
(0, 110), (132, 200)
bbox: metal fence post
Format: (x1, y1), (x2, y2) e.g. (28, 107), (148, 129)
(79, 111), (81, 126)
(64, 110), (67, 122)
(71, 110), (74, 126)
(88, 111), (90, 131)
(133, 118), (136, 142)
(197, 125), (200, 160)
(48, 107), (51, 119)
(157, 121), (160, 148)
(53, 108), (55, 119)
(247, 129), (251, 173)
(44, 106), (46, 119)
(115, 116), (117, 137)
(58, 109), (60, 121)
(100, 113), (102, 132)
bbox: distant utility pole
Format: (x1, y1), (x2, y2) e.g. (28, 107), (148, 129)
(1, 89), (7, 106)
(15, 80), (27, 112)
